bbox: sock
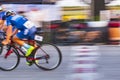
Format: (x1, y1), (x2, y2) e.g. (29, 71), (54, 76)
(23, 43), (31, 49)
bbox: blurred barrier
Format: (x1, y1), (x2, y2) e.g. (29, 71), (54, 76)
(86, 21), (109, 45)
(39, 20), (120, 45)
(51, 20), (109, 45)
(108, 21), (120, 44)
(51, 20), (88, 45)
(66, 46), (100, 80)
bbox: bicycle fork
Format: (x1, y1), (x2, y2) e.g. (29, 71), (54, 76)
(5, 49), (13, 58)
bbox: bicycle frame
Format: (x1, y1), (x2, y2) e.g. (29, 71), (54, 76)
(4, 40), (26, 58)
(5, 39), (49, 61)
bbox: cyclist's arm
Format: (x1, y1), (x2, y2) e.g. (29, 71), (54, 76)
(6, 25), (12, 40)
(12, 29), (18, 36)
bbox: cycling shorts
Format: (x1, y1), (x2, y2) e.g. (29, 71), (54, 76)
(17, 26), (36, 40)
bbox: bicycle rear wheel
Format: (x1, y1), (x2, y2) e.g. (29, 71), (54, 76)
(0, 46), (20, 71)
(34, 42), (62, 70)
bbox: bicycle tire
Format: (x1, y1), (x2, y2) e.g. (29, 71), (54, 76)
(34, 42), (62, 70)
(0, 46), (20, 71)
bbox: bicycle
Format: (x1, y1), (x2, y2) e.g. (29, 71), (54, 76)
(0, 31), (62, 71)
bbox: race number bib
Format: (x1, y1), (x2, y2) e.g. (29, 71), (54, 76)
(34, 35), (43, 41)
(23, 21), (34, 29)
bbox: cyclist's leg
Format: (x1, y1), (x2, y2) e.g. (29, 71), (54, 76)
(12, 30), (35, 56)
(25, 27), (37, 65)
(12, 33), (34, 66)
(26, 27), (37, 56)
(24, 27), (37, 65)
(28, 26), (37, 47)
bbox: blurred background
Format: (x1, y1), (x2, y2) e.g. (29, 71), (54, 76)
(1, 0), (120, 45)
(1, 0), (120, 80)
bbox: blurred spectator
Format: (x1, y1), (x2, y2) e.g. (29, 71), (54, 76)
(24, 8), (44, 28)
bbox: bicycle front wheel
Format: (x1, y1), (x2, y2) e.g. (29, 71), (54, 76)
(34, 42), (62, 70)
(0, 46), (20, 71)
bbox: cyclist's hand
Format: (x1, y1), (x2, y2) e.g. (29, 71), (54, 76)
(2, 39), (10, 45)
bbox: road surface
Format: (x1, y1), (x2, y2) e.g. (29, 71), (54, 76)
(0, 45), (120, 80)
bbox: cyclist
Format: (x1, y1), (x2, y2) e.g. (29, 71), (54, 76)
(1, 10), (37, 61)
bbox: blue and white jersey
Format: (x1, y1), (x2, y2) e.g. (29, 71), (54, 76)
(6, 15), (35, 30)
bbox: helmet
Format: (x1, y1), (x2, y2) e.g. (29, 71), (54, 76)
(2, 10), (16, 20)
(5, 10), (16, 17)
